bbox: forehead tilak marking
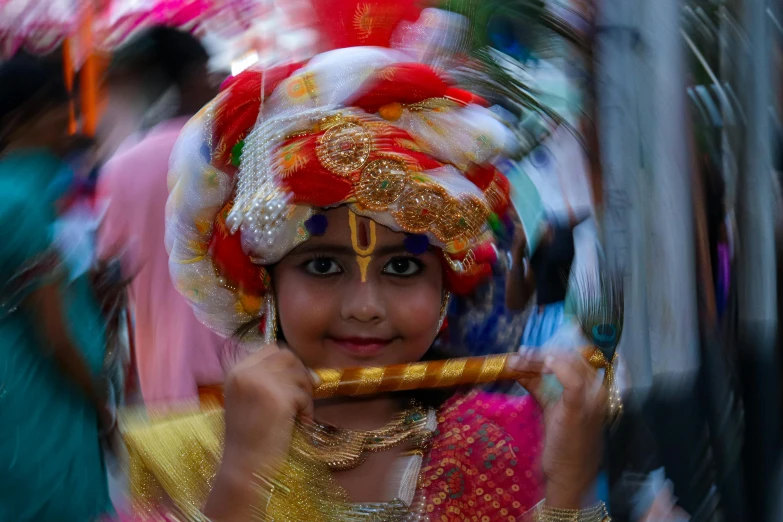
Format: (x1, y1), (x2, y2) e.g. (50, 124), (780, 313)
(348, 211), (377, 283)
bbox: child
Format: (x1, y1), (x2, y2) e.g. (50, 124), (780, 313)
(121, 8), (610, 522)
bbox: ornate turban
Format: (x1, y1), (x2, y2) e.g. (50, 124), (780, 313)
(166, 8), (517, 342)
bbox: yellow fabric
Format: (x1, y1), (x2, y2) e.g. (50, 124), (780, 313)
(121, 405), (358, 521)
(122, 405), (224, 520)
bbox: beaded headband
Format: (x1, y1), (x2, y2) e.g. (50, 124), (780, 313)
(166, 11), (515, 342)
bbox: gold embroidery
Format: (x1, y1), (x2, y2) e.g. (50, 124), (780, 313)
(484, 178), (507, 211)
(378, 66), (397, 82)
(442, 248), (479, 275)
(172, 254), (207, 266)
(352, 3), (398, 42)
(238, 291), (262, 316)
(277, 138), (310, 178)
(194, 215), (213, 235)
(394, 137), (425, 153)
(355, 158), (408, 211)
(123, 406), (225, 518)
(285, 72), (318, 102)
(186, 239), (209, 257)
(432, 195), (490, 243)
(391, 183), (448, 234)
(406, 97), (461, 113)
(200, 166), (221, 190)
(316, 122), (373, 176)
(353, 4), (374, 40)
(317, 113), (346, 131)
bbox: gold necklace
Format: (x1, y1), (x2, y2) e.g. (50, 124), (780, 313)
(304, 404), (433, 471)
(251, 410), (435, 521)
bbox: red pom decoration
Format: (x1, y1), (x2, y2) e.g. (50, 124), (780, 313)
(466, 165), (511, 216)
(209, 204), (268, 295)
(439, 248), (495, 296)
(473, 243), (498, 265)
(444, 262), (493, 295)
(465, 164), (496, 191)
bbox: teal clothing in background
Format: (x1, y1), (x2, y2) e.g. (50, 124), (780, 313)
(0, 150), (111, 521)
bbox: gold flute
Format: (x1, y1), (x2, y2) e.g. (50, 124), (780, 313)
(312, 353), (528, 399)
(197, 347), (607, 405)
(311, 346), (602, 399)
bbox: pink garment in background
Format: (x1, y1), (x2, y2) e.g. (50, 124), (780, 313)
(97, 117), (224, 403)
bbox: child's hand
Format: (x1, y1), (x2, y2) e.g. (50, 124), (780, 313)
(223, 343), (314, 470)
(205, 343), (315, 520)
(510, 351), (607, 509)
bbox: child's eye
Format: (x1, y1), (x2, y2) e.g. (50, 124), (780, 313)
(304, 257), (343, 276)
(382, 257), (423, 277)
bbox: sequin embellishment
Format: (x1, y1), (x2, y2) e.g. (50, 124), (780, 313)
(433, 195), (491, 243)
(316, 121), (373, 176)
(391, 184), (447, 233)
(422, 391), (545, 521)
(356, 158), (408, 210)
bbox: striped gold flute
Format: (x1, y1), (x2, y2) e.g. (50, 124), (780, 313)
(311, 347), (602, 399)
(197, 347), (603, 404)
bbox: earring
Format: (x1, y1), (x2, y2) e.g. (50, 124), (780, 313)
(437, 291), (451, 334)
(262, 292), (278, 345)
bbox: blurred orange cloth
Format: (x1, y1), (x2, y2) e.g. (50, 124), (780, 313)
(198, 385), (224, 407)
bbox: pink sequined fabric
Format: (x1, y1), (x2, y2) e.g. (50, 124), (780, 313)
(421, 390), (545, 521)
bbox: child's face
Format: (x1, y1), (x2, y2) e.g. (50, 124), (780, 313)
(274, 206), (444, 369)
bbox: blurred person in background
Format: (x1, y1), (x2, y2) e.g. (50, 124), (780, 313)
(0, 54), (112, 521)
(506, 208), (590, 349)
(96, 31), (188, 161)
(97, 26), (223, 404)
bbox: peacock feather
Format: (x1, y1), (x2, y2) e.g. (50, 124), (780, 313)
(572, 266), (625, 422)
(572, 267), (624, 362)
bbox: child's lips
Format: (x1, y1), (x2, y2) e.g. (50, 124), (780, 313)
(328, 336), (394, 357)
